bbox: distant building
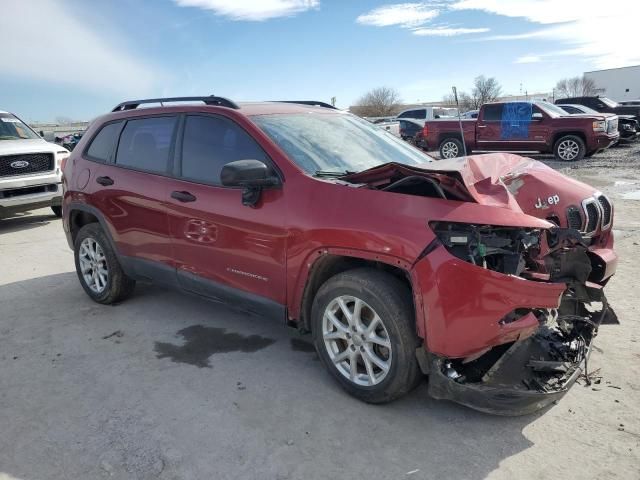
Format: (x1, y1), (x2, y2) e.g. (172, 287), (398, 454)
(584, 65), (640, 101)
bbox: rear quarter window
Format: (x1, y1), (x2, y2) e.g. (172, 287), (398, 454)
(85, 121), (124, 162)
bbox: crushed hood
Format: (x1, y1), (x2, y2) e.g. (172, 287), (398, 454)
(341, 153), (599, 229)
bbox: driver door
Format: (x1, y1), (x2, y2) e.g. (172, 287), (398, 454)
(165, 113), (288, 317)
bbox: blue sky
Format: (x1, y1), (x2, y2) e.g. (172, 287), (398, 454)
(2, 0), (638, 122)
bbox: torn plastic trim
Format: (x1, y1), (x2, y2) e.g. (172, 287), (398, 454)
(427, 351), (588, 416)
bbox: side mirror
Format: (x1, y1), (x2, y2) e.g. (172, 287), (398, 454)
(220, 159), (280, 207)
(532, 112), (544, 120)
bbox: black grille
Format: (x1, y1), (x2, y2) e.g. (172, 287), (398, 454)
(0, 153), (54, 177)
(584, 202), (599, 233)
(597, 195), (612, 227)
(566, 206), (583, 230)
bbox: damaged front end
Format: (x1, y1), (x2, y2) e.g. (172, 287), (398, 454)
(419, 222), (608, 415)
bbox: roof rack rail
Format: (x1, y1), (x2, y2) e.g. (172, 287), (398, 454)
(111, 95), (239, 112)
(275, 101), (337, 110)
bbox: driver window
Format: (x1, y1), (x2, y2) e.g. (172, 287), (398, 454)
(181, 115), (270, 185)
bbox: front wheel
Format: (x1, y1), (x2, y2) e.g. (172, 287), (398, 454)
(311, 268), (422, 403)
(51, 206), (62, 217)
(554, 135), (585, 161)
(439, 138), (464, 159)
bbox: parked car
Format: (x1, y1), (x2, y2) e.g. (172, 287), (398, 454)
(0, 110), (68, 218)
(557, 104), (639, 142)
(461, 110), (479, 119)
(619, 100), (640, 106)
(376, 120), (400, 137)
(423, 100), (619, 161)
(62, 132), (84, 151)
(62, 96), (616, 415)
(555, 96), (640, 121)
(398, 119), (424, 144)
(396, 106), (459, 121)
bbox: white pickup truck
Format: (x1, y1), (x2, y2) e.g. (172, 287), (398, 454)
(0, 111), (69, 219)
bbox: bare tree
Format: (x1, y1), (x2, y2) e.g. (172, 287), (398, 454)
(470, 75), (502, 108)
(352, 87), (402, 117)
(555, 76), (598, 98)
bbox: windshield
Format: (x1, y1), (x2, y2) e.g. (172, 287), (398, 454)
(251, 112), (432, 175)
(0, 113), (40, 140)
(600, 97), (619, 108)
(535, 101), (568, 117)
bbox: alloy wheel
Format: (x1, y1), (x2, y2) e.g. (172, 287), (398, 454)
(441, 141), (459, 158)
(78, 237), (109, 294)
(322, 295), (392, 386)
(558, 139), (580, 160)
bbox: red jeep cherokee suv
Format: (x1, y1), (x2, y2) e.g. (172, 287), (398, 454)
(62, 96), (617, 415)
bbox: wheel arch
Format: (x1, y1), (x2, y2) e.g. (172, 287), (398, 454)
(552, 131), (587, 148)
(67, 203), (119, 255)
(291, 249), (423, 338)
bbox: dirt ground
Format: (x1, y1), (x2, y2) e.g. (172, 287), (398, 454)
(0, 143), (639, 480)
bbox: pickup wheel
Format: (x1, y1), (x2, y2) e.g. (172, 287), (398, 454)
(51, 206), (62, 217)
(554, 135), (585, 161)
(439, 138), (464, 159)
(311, 268), (422, 404)
(74, 223), (135, 304)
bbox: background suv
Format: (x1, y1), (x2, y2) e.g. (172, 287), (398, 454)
(62, 96), (615, 414)
(0, 110), (68, 218)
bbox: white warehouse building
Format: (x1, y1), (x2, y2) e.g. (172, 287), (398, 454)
(584, 65), (640, 101)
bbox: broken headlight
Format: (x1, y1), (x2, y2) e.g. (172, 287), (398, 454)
(429, 222), (541, 276)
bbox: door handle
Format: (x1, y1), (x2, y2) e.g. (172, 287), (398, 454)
(171, 191), (197, 203)
(477, 125), (487, 128)
(96, 176), (114, 186)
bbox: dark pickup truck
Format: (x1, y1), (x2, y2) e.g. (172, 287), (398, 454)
(556, 96), (640, 121)
(423, 101), (619, 161)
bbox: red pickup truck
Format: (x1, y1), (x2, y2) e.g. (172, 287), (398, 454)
(422, 101), (619, 161)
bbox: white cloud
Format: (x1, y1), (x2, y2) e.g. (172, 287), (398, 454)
(515, 55), (541, 64)
(413, 26), (489, 36)
(0, 0), (163, 96)
(356, 3), (488, 37)
(356, 3), (439, 28)
(173, 0), (319, 21)
(451, 0), (640, 68)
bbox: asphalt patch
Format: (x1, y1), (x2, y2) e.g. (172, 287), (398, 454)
(154, 325), (275, 368)
(290, 338), (315, 353)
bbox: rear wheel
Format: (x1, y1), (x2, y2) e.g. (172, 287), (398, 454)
(311, 268), (422, 403)
(439, 138), (464, 159)
(74, 223), (135, 304)
(554, 135), (585, 161)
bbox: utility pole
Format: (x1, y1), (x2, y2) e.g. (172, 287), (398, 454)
(452, 86), (467, 157)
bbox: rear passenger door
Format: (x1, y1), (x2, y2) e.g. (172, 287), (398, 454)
(87, 115), (178, 281)
(476, 104), (505, 150)
(165, 114), (288, 316)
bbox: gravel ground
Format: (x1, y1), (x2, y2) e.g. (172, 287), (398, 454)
(0, 143), (639, 480)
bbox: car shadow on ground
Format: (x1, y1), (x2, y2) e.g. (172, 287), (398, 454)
(0, 211), (59, 235)
(0, 272), (547, 480)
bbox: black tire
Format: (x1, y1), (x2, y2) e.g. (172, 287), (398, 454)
(311, 268), (422, 404)
(74, 223), (135, 304)
(51, 206), (62, 217)
(439, 137), (464, 159)
(553, 135), (585, 161)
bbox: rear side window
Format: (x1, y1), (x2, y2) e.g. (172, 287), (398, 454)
(115, 116), (177, 174)
(180, 115), (269, 185)
(86, 121), (123, 162)
(398, 109), (426, 119)
(482, 104), (504, 121)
